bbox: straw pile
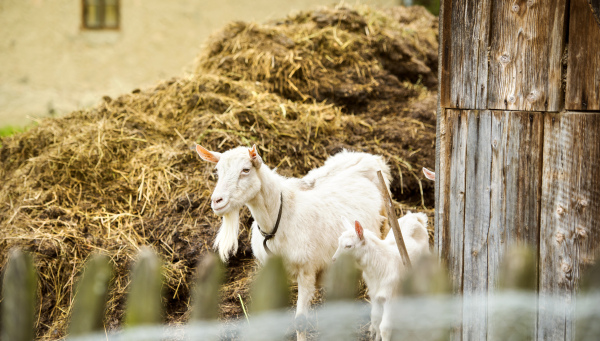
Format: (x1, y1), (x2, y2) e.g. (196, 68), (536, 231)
(0, 5), (438, 340)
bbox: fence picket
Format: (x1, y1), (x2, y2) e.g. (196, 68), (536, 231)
(190, 252), (224, 321)
(490, 245), (537, 341)
(1, 249), (38, 341)
(124, 247), (163, 327)
(68, 254), (113, 337)
(250, 256), (290, 314)
(324, 253), (360, 301)
(576, 257), (600, 340)
(400, 254), (451, 296)
(497, 245), (537, 291)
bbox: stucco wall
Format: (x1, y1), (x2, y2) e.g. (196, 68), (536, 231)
(0, 0), (398, 127)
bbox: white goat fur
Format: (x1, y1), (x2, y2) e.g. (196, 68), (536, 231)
(333, 212), (430, 341)
(196, 145), (392, 323)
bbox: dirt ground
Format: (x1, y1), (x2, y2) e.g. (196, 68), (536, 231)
(0, 5), (438, 339)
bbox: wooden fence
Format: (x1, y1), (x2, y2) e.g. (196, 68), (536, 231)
(2, 245), (600, 340)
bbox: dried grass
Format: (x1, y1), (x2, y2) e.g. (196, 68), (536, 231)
(0, 5), (438, 340)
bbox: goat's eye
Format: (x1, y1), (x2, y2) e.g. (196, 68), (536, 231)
(345, 245), (352, 249)
(241, 168), (251, 174)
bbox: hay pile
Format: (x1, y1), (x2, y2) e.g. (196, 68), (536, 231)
(0, 5), (438, 340)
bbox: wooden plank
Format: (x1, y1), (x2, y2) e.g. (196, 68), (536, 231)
(487, 111), (544, 338)
(443, 109), (468, 294)
(1, 249), (37, 341)
(439, 0), (492, 110)
(441, 109), (467, 341)
(124, 247), (163, 327)
(435, 107), (451, 257)
(538, 112), (600, 340)
(190, 253), (225, 321)
(490, 246), (537, 341)
(487, 0), (567, 111)
(68, 254), (113, 336)
(250, 256), (290, 313)
(566, 0), (600, 111)
(462, 110), (492, 341)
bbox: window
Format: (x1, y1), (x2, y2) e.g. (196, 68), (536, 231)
(82, 0), (119, 30)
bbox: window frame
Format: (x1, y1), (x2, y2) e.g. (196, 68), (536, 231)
(81, 0), (121, 31)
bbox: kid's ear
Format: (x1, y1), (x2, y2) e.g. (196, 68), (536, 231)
(355, 220), (364, 241)
(248, 144), (263, 169)
(196, 144), (221, 163)
(422, 167), (436, 181)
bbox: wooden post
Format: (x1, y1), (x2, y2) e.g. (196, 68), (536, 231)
(377, 170), (411, 268)
(321, 252), (361, 340)
(68, 253), (113, 336)
(324, 253), (360, 301)
(576, 258), (600, 340)
(489, 245), (537, 341)
(1, 249), (37, 341)
(249, 256), (290, 314)
(400, 254), (451, 296)
(190, 252), (224, 321)
(124, 247), (163, 327)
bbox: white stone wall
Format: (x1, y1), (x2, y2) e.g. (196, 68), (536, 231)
(0, 0), (398, 127)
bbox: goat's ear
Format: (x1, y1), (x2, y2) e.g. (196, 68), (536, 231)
(355, 220), (364, 241)
(422, 167), (435, 181)
(249, 144), (262, 169)
(196, 144), (221, 163)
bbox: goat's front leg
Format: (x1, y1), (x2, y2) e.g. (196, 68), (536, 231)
(370, 296), (384, 341)
(295, 270), (316, 341)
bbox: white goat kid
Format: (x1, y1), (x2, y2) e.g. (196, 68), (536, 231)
(387, 211), (430, 260)
(195, 144), (391, 334)
(333, 213), (430, 341)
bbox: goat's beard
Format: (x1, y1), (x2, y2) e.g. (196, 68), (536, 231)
(214, 210), (240, 262)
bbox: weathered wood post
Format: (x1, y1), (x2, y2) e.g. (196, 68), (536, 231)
(124, 247), (163, 327)
(68, 253), (113, 336)
(190, 252), (224, 321)
(436, 0), (600, 339)
(1, 249), (37, 341)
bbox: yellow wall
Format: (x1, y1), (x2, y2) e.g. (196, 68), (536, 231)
(0, 0), (398, 127)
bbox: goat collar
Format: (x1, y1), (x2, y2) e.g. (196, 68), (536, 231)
(256, 192), (283, 255)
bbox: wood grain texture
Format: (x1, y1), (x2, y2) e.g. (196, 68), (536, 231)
(538, 112), (600, 340)
(444, 109), (468, 295)
(487, 0), (567, 111)
(440, 0), (492, 110)
(435, 108), (451, 258)
(442, 109), (468, 341)
(566, 0), (600, 111)
(462, 110), (492, 341)
(487, 111), (543, 340)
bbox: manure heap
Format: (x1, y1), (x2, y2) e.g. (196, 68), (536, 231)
(0, 5), (438, 339)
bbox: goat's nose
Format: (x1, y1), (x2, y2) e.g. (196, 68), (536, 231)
(213, 197), (224, 205)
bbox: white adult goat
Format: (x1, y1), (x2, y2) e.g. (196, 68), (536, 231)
(333, 212), (430, 341)
(195, 144), (391, 333)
